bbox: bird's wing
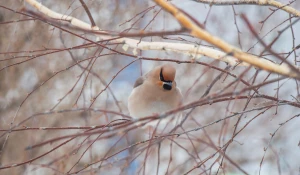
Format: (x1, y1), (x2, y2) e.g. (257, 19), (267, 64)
(133, 76), (144, 88)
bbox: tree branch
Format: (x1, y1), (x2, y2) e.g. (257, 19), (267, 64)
(24, 0), (247, 66)
(192, 0), (300, 17)
(154, 0), (300, 78)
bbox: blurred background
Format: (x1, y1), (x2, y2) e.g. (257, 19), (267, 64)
(0, 0), (300, 174)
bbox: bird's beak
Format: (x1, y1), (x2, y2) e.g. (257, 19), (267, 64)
(163, 82), (172, 90)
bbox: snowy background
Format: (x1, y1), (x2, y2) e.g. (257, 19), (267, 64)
(0, 0), (300, 175)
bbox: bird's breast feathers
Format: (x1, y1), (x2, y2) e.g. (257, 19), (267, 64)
(128, 85), (181, 118)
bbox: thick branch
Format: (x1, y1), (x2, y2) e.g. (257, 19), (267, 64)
(154, 0), (300, 78)
(24, 0), (247, 66)
(25, 0), (299, 75)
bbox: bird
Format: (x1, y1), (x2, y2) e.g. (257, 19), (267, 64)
(128, 64), (183, 130)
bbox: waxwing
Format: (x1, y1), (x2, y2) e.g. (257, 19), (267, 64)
(128, 64), (182, 122)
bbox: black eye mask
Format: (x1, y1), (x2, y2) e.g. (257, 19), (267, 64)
(160, 68), (173, 91)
